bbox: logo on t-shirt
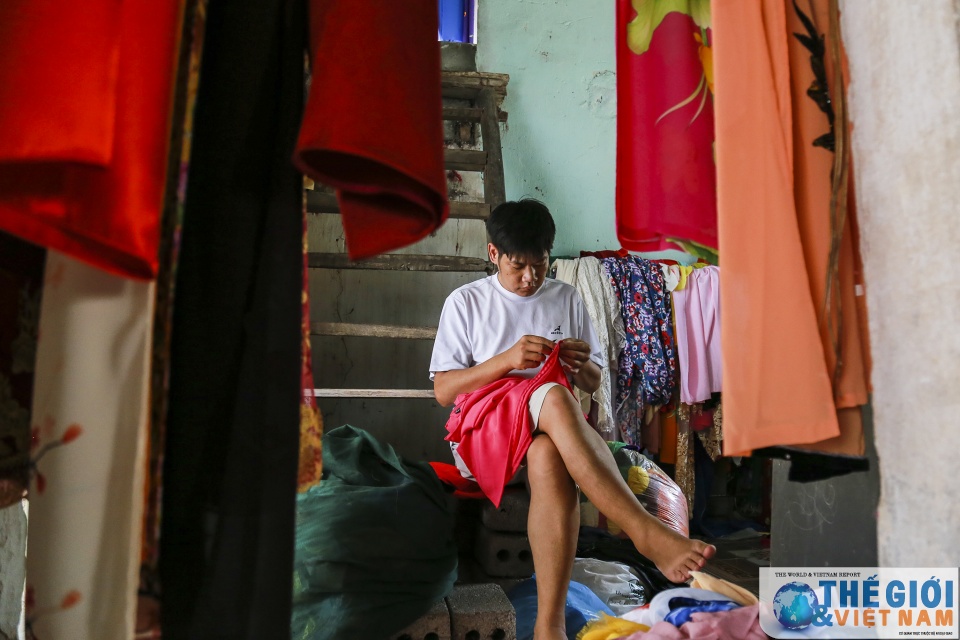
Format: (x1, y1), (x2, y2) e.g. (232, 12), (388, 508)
(549, 324), (563, 337)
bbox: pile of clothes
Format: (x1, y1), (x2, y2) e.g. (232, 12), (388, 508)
(508, 545), (765, 640)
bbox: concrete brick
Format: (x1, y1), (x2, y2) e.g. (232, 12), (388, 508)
(446, 583), (516, 640)
(391, 599), (451, 640)
(473, 526), (533, 578)
(480, 486), (529, 533)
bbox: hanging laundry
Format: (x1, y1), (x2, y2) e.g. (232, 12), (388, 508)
(713, 0), (871, 458)
(553, 257), (626, 442)
(602, 256), (677, 448)
(160, 1), (305, 637)
(298, 207), (323, 493)
(294, 0), (448, 260)
(672, 266), (721, 404)
(0, 0), (182, 279)
(0, 233), (44, 509)
(615, 0), (718, 252)
(26, 252), (155, 640)
(673, 402), (723, 520)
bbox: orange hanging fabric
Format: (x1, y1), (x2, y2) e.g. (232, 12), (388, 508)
(713, 0), (870, 456)
(0, 0), (182, 280)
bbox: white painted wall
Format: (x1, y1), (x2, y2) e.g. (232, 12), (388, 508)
(477, 0), (620, 256)
(840, 0), (960, 567)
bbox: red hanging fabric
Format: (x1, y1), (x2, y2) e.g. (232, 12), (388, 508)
(615, 1), (717, 252)
(0, 1), (182, 280)
(295, 0), (448, 260)
(0, 1), (120, 165)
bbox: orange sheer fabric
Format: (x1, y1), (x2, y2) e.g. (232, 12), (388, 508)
(713, 0), (870, 456)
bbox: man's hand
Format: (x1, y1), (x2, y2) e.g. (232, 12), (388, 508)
(558, 339), (592, 374)
(505, 335), (556, 371)
(559, 339), (602, 394)
(433, 335), (555, 406)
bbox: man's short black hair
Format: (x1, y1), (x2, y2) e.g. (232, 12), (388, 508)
(486, 199), (556, 258)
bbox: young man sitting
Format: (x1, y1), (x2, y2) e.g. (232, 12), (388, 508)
(429, 199), (715, 640)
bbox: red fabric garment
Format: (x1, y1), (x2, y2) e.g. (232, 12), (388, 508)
(295, 0), (448, 260)
(444, 347), (572, 507)
(0, 1), (119, 165)
(616, 2), (717, 252)
(0, 0), (181, 280)
(428, 462), (485, 500)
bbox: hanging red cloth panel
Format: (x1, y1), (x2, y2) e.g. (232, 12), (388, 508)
(295, 0), (449, 260)
(0, 1), (182, 280)
(615, 0), (717, 252)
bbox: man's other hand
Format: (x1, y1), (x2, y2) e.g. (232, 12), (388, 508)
(558, 339), (591, 374)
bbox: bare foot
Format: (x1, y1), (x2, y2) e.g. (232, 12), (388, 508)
(533, 623), (567, 640)
(632, 518), (716, 583)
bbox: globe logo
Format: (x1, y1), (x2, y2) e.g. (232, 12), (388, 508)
(773, 581), (820, 629)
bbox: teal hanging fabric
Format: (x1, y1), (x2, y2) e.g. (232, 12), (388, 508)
(292, 425), (458, 640)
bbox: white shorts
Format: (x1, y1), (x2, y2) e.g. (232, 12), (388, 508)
(449, 382), (561, 480)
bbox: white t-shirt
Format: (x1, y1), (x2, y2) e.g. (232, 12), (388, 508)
(429, 275), (604, 380)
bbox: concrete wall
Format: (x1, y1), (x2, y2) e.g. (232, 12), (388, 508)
(477, 0), (620, 256)
(840, 0), (960, 567)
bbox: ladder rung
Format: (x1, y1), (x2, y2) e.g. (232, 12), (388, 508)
(442, 106), (508, 123)
(445, 148), (487, 172)
(311, 389), (435, 399)
(311, 322), (437, 340)
(307, 191), (490, 220)
(441, 71), (509, 101)
(308, 253), (494, 273)
(447, 201), (491, 220)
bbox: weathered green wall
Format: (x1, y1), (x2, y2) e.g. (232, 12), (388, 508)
(478, 0), (620, 256)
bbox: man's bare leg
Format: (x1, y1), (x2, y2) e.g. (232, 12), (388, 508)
(525, 435), (579, 640)
(536, 387), (715, 583)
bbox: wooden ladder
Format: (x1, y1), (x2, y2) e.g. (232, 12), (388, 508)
(308, 71), (509, 400)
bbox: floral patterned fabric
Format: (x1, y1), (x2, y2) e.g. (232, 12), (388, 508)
(298, 196), (323, 493)
(601, 256), (677, 447)
(26, 251), (155, 640)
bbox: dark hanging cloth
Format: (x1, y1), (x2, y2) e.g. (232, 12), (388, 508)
(159, 0), (305, 637)
(0, 232), (44, 509)
(752, 446), (869, 483)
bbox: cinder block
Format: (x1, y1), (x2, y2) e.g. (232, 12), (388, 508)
(473, 526), (533, 578)
(480, 486), (530, 533)
(446, 583), (516, 640)
(391, 598), (451, 640)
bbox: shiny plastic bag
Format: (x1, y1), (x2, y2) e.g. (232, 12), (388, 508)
(580, 442), (689, 537)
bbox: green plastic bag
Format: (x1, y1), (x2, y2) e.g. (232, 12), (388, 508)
(292, 425), (458, 640)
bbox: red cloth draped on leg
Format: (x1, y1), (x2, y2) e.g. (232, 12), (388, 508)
(444, 347), (573, 508)
(295, 0), (448, 260)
